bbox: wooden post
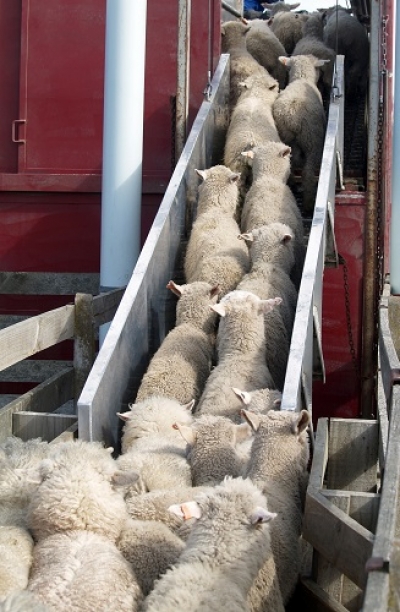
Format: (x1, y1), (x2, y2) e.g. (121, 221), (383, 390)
(74, 293), (96, 403)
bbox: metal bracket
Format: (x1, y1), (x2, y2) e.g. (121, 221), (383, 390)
(325, 200), (339, 267)
(312, 304), (326, 383)
(12, 119), (26, 144)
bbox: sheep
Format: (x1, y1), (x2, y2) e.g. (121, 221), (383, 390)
(27, 530), (142, 611)
(232, 386), (282, 413)
(242, 408), (311, 605)
(196, 291), (280, 422)
(117, 396), (195, 492)
(0, 525), (34, 600)
(0, 591), (49, 612)
(142, 477), (284, 612)
(124, 485), (213, 539)
(220, 21), (275, 111)
(135, 281), (220, 404)
(174, 415), (253, 486)
(236, 224), (299, 390)
(269, 11), (309, 54)
(224, 72), (281, 199)
(245, 20), (288, 89)
(323, 7), (369, 101)
(240, 143), (305, 288)
(292, 12), (336, 98)
(117, 517), (185, 596)
(26, 440), (136, 542)
(0, 437), (52, 529)
(184, 165), (250, 296)
(272, 54), (328, 213)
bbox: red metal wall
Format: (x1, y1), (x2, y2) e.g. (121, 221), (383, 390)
(313, 191), (366, 421)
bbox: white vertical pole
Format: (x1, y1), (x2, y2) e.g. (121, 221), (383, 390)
(391, 0), (400, 294)
(100, 0), (147, 294)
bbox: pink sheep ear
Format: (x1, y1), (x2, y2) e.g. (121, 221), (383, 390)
(278, 56), (290, 67)
(117, 412), (132, 422)
(232, 387), (252, 405)
(282, 233), (292, 244)
(259, 297), (282, 314)
(241, 150), (254, 160)
(241, 409), (261, 432)
(167, 280), (183, 296)
(168, 502), (202, 520)
(181, 399), (196, 413)
(173, 423), (196, 446)
(211, 303), (227, 317)
(195, 168), (208, 181)
(273, 397), (282, 409)
(238, 232), (254, 242)
(292, 410), (311, 434)
(250, 508), (277, 525)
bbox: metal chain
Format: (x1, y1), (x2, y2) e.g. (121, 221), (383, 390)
(339, 253), (361, 380)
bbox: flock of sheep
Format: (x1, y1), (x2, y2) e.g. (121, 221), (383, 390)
(0, 3), (369, 612)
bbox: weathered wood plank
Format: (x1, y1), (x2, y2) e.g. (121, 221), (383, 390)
(309, 417), (329, 489)
(297, 578), (349, 612)
(327, 419), (379, 492)
(303, 489), (374, 589)
(92, 288), (125, 326)
(74, 294), (96, 401)
(13, 412), (77, 442)
(0, 306), (75, 372)
(0, 360), (71, 383)
(0, 271), (99, 295)
(50, 420), (78, 444)
(313, 494), (350, 602)
(322, 491), (380, 533)
(0, 369), (74, 443)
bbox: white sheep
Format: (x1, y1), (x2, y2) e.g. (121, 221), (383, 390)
(232, 386), (282, 413)
(269, 11), (308, 54)
(184, 165), (250, 296)
(27, 530), (142, 611)
(221, 20), (273, 111)
(323, 7), (369, 100)
(245, 20), (287, 89)
(224, 72), (280, 198)
(117, 517), (185, 596)
(272, 54), (328, 213)
(196, 291), (280, 421)
(135, 281), (220, 404)
(26, 440), (136, 542)
(124, 485), (213, 539)
(242, 408), (311, 605)
(142, 477), (284, 612)
(174, 415), (253, 486)
(292, 12), (336, 97)
(117, 396), (195, 492)
(0, 525), (34, 600)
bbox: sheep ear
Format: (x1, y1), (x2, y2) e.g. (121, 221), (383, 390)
(238, 232), (254, 242)
(112, 470), (140, 487)
(259, 297), (283, 314)
(250, 508), (277, 525)
(168, 501), (202, 520)
(211, 303), (226, 317)
(282, 233), (292, 244)
(195, 168), (207, 181)
(269, 82), (279, 91)
(117, 412), (132, 422)
(232, 387), (252, 405)
(273, 396), (282, 409)
(234, 422), (253, 443)
(316, 59), (330, 66)
(173, 423), (196, 446)
(280, 146), (291, 158)
(278, 56), (291, 67)
(292, 410), (311, 434)
(210, 284), (220, 299)
(241, 150), (254, 160)
(229, 172), (240, 184)
(288, 2), (301, 9)
(181, 399), (196, 413)
(166, 280), (183, 297)
(241, 409), (261, 431)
